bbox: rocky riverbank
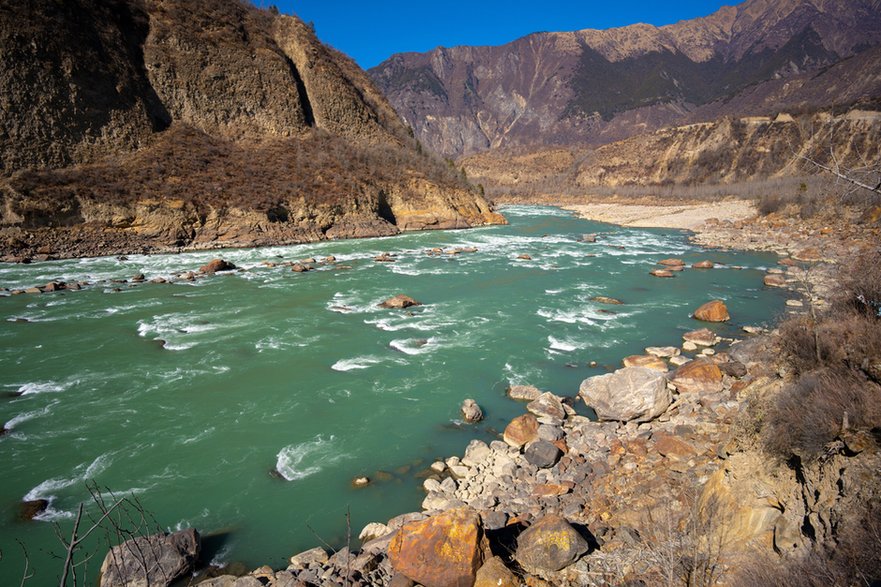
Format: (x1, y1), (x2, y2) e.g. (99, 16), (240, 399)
(94, 203), (879, 587)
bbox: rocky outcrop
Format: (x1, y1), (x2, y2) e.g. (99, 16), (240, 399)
(372, 0), (881, 157)
(0, 0), (504, 260)
(99, 528), (200, 587)
(579, 367), (670, 422)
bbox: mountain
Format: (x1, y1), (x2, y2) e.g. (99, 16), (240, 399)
(370, 0), (881, 157)
(0, 0), (503, 260)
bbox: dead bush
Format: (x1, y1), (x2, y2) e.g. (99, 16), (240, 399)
(762, 369), (881, 460)
(757, 193), (785, 215)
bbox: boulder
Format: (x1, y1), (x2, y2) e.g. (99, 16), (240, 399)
(764, 274), (787, 287)
(672, 359), (724, 394)
(379, 294), (421, 309)
(693, 300), (730, 322)
(359, 522), (393, 543)
(591, 296), (623, 305)
(503, 413), (540, 448)
(622, 354), (668, 371)
(515, 515), (589, 573)
(131, 273), (145, 283)
(351, 476), (371, 488)
(324, 256), (337, 263)
(719, 361), (748, 378)
(683, 328), (717, 346)
(692, 260), (715, 269)
(289, 546), (329, 569)
(524, 440), (562, 469)
(99, 528), (200, 587)
(507, 385), (543, 401)
(19, 499), (48, 521)
(374, 253), (396, 262)
(517, 254), (532, 260)
(388, 507), (486, 587)
(460, 399), (484, 423)
(579, 367), (670, 423)
(650, 269), (674, 278)
(645, 346), (680, 358)
(581, 234), (597, 243)
(474, 556), (518, 587)
(658, 258), (685, 267)
(526, 392), (566, 424)
(290, 263), (310, 273)
(199, 259), (236, 273)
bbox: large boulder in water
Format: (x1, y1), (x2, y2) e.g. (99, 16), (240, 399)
(199, 259), (236, 273)
(99, 528), (200, 587)
(388, 507), (486, 587)
(379, 294), (421, 309)
(460, 399), (484, 423)
(514, 514), (589, 573)
(693, 300), (730, 322)
(579, 367), (670, 423)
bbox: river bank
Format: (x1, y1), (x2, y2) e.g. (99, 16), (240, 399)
(174, 203), (881, 586)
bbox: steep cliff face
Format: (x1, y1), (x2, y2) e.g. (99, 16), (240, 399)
(462, 111), (881, 192)
(371, 0), (881, 157)
(0, 0), (503, 260)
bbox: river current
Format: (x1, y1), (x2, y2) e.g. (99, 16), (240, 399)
(0, 205), (788, 580)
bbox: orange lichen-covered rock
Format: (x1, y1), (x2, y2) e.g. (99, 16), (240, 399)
(389, 507), (486, 587)
(693, 300), (730, 322)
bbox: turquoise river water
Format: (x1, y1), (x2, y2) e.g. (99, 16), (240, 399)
(0, 206), (790, 582)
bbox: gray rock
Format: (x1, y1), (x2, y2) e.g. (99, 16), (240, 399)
(526, 392), (566, 424)
(537, 424), (565, 442)
(461, 439), (491, 466)
(358, 522), (392, 543)
(524, 440), (562, 469)
(515, 515), (589, 573)
(99, 528), (199, 587)
(289, 546), (329, 569)
(507, 384), (543, 401)
(481, 510), (508, 530)
(579, 366), (671, 423)
(460, 398), (484, 423)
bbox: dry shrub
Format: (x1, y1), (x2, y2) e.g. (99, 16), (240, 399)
(757, 193), (784, 215)
(762, 369), (881, 460)
(777, 312), (881, 377)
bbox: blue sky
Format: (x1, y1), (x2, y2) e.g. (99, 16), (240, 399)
(256, 1), (734, 69)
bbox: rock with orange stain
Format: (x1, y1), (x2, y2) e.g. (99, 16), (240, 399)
(672, 359), (724, 393)
(693, 299), (730, 322)
(503, 413), (540, 448)
(388, 507), (486, 587)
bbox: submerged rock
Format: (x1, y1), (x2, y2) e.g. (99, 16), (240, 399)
(622, 354), (668, 371)
(579, 367), (670, 423)
(592, 296), (623, 305)
(658, 258), (685, 267)
(99, 528), (200, 587)
(19, 499), (48, 521)
(692, 260), (715, 269)
(200, 259), (236, 273)
(379, 294), (421, 309)
(517, 254), (532, 260)
(290, 263), (310, 273)
(352, 476), (371, 488)
(650, 269), (674, 278)
(683, 328), (717, 346)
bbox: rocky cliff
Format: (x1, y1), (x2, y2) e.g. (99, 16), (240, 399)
(462, 110), (881, 195)
(370, 0), (881, 157)
(0, 0), (504, 261)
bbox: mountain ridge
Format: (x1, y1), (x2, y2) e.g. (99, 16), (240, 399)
(370, 0), (881, 157)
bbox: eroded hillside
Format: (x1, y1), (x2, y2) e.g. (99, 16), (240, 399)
(0, 0), (503, 260)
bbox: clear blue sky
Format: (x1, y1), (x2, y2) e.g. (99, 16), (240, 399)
(255, 1), (734, 69)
